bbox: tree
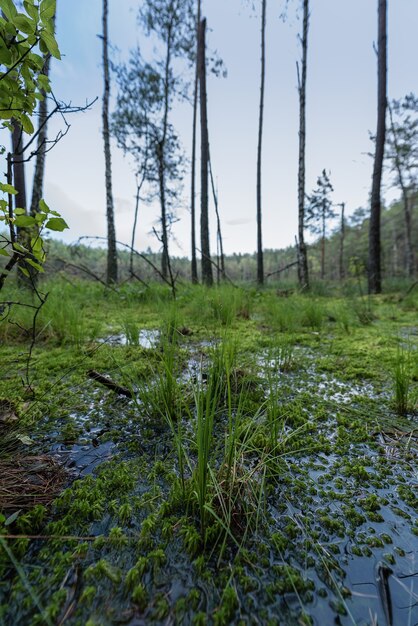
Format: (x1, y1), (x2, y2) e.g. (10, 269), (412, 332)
(386, 94), (418, 277)
(190, 0), (201, 284)
(306, 169), (335, 280)
(30, 36), (53, 219)
(112, 50), (185, 288)
(368, 0), (387, 294)
(139, 0), (195, 281)
(297, 0), (310, 290)
(198, 17), (213, 286)
(338, 202), (345, 281)
(256, 0), (266, 286)
(0, 0), (67, 292)
(102, 0), (118, 284)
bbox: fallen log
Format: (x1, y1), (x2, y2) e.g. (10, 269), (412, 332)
(87, 370), (133, 398)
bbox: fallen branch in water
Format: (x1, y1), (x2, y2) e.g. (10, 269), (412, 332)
(87, 370), (133, 398)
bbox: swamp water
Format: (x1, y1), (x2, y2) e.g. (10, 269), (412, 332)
(1, 331), (417, 626)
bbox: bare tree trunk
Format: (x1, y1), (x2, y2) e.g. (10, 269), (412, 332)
(190, 0), (201, 284)
(102, 0), (118, 284)
(30, 9), (54, 219)
(130, 181), (141, 276)
(209, 155), (225, 280)
(388, 102), (414, 277)
(11, 121), (32, 286)
(297, 0), (310, 290)
(339, 202), (345, 280)
(368, 0), (387, 294)
(158, 24), (174, 281)
(11, 121), (27, 218)
(320, 207), (325, 280)
(198, 18), (213, 286)
(256, 0), (266, 286)
(30, 58), (51, 217)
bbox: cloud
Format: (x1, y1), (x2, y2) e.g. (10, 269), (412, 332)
(226, 218), (252, 226)
(45, 182), (105, 243)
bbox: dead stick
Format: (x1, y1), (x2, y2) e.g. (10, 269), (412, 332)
(87, 370), (133, 398)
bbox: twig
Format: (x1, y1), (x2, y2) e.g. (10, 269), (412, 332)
(265, 260), (298, 279)
(87, 370), (133, 398)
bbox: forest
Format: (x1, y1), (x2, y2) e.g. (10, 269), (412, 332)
(0, 0), (417, 625)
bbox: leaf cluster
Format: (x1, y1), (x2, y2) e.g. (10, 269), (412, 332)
(0, 0), (60, 133)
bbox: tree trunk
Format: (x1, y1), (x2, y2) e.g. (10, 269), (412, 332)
(368, 0), (387, 294)
(256, 0), (266, 286)
(11, 121), (27, 217)
(209, 155), (225, 280)
(158, 23), (174, 281)
(30, 33), (53, 217)
(11, 121), (33, 286)
(130, 181), (141, 276)
(198, 18), (213, 287)
(339, 202), (345, 280)
(102, 0), (118, 284)
(190, 0), (201, 284)
(321, 207), (325, 280)
(297, 0), (310, 290)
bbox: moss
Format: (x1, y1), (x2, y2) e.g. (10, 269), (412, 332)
(132, 583), (148, 611)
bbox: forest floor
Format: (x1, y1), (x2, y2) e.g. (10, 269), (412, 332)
(0, 279), (417, 626)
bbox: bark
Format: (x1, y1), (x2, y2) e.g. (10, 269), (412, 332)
(297, 0), (310, 290)
(339, 202), (345, 281)
(30, 48), (52, 216)
(158, 21), (174, 281)
(11, 120), (32, 286)
(190, 0), (201, 284)
(102, 0), (118, 284)
(130, 182), (141, 276)
(368, 0), (387, 294)
(320, 207), (325, 280)
(88, 370), (133, 398)
(198, 18), (213, 286)
(11, 121), (27, 217)
(388, 102), (415, 277)
(209, 155), (225, 280)
(256, 0), (266, 286)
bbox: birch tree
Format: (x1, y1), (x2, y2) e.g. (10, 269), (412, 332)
(102, 0), (118, 284)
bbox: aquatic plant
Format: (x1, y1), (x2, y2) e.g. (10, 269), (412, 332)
(392, 342), (415, 415)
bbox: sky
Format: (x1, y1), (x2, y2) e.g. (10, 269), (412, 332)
(23, 0), (418, 257)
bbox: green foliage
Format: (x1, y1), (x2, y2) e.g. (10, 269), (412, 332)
(0, 0), (59, 131)
(0, 0), (66, 288)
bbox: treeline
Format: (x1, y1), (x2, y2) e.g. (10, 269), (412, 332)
(38, 196), (416, 286)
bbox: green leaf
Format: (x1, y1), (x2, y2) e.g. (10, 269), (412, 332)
(18, 266), (30, 278)
(26, 257), (44, 272)
(15, 207), (26, 215)
(13, 14), (36, 35)
(40, 0), (56, 21)
(38, 199), (49, 213)
(13, 242), (29, 254)
(45, 217), (68, 231)
(0, 183), (17, 195)
(34, 212), (47, 224)
(20, 113), (34, 134)
(16, 434), (34, 445)
(1, 0), (18, 21)
(0, 248), (10, 257)
(5, 510), (21, 526)
(39, 30), (60, 59)
(23, 0), (39, 21)
(0, 39), (12, 65)
(15, 215), (36, 228)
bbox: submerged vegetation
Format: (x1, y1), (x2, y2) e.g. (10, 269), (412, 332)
(0, 278), (417, 625)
